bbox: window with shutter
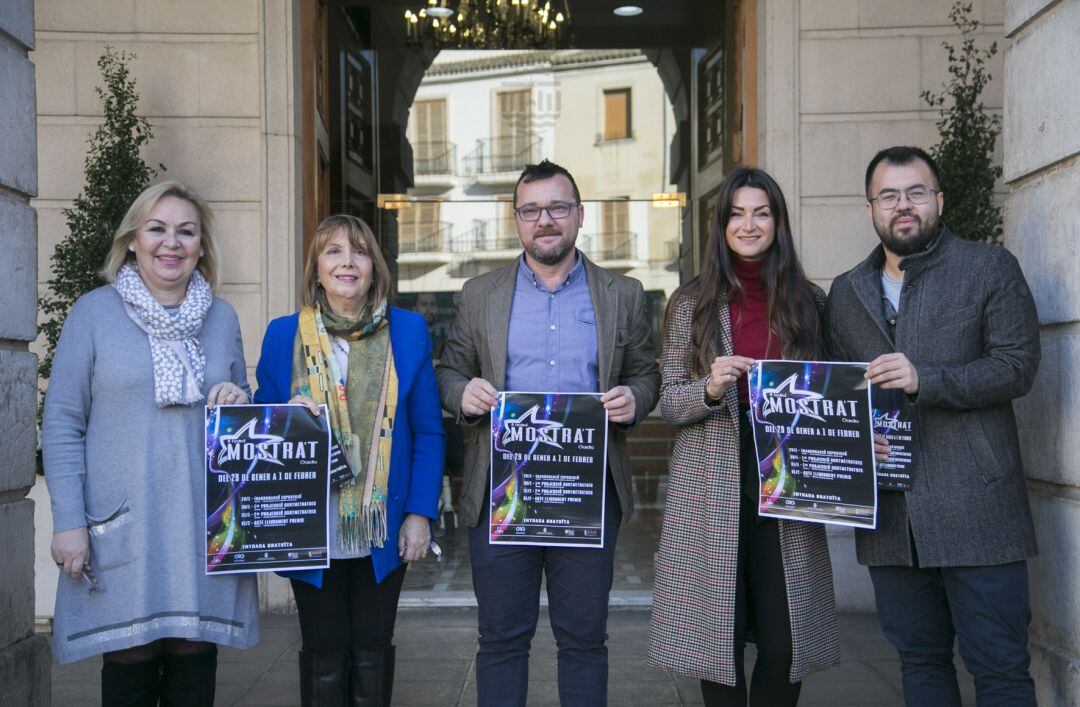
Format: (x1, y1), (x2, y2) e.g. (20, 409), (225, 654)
(399, 202), (442, 252)
(413, 99), (448, 174)
(602, 88), (632, 141)
(600, 200), (630, 259)
(496, 89), (532, 170)
(500, 201), (518, 249)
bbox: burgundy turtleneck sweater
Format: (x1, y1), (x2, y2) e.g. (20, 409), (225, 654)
(728, 257), (780, 407)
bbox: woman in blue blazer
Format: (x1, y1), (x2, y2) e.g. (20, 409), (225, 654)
(254, 214), (444, 707)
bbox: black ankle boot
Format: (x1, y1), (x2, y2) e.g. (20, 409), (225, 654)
(159, 646), (217, 707)
(350, 645), (395, 707)
(299, 649), (350, 707)
(101, 655), (163, 707)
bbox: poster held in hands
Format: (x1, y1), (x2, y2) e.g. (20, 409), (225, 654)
(205, 404), (331, 574)
(871, 386), (914, 490)
(490, 392), (608, 547)
(747, 361), (878, 529)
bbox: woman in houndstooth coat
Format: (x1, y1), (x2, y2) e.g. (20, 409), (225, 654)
(647, 167), (840, 706)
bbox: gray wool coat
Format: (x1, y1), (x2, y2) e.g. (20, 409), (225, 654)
(436, 254), (661, 527)
(647, 285), (840, 686)
(824, 227), (1040, 567)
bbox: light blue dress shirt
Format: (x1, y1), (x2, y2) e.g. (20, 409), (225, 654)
(505, 253), (599, 393)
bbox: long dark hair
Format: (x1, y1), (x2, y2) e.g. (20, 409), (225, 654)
(667, 166), (821, 377)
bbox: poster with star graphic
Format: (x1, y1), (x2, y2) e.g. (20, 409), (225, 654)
(871, 386), (914, 490)
(748, 361), (878, 528)
(490, 392), (608, 547)
(205, 404), (331, 574)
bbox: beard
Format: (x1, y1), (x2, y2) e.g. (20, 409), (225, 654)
(526, 229), (575, 266)
(875, 208), (941, 256)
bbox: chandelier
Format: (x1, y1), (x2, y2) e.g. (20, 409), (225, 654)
(405, 0), (572, 49)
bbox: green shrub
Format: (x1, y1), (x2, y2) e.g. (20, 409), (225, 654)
(921, 1), (1002, 244)
(38, 47), (160, 387)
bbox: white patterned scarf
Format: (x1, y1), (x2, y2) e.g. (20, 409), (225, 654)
(113, 264), (213, 407)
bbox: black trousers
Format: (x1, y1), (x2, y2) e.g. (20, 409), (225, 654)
(290, 556), (406, 654)
(701, 414), (801, 707)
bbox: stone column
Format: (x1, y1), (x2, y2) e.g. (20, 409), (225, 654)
(1004, 1), (1080, 703)
(0, 0), (51, 704)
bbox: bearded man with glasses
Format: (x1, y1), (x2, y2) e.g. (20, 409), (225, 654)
(824, 146), (1040, 706)
(437, 159), (660, 707)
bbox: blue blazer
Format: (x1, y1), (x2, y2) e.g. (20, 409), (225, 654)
(254, 306), (445, 585)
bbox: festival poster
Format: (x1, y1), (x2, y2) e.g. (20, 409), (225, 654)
(489, 392), (608, 547)
(871, 386), (914, 490)
(205, 404), (331, 574)
(748, 361), (877, 529)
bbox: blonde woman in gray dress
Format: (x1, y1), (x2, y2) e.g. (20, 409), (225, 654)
(44, 181), (258, 705)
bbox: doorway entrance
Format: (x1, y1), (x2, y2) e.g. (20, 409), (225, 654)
(298, 0), (750, 602)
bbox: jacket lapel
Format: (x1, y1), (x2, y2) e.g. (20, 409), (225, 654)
(849, 248), (895, 347)
(486, 263), (516, 389)
(584, 255), (616, 389)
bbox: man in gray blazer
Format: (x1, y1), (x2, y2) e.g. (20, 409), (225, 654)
(437, 159), (660, 707)
(825, 146), (1040, 706)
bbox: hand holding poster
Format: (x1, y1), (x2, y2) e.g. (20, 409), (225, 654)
(205, 404), (331, 574)
(748, 361), (877, 529)
(490, 392), (608, 547)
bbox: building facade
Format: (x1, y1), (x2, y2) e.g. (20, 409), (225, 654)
(397, 49), (679, 339)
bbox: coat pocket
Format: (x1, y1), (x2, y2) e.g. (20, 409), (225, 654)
(931, 303), (979, 330)
(963, 418), (1007, 485)
(86, 499), (138, 572)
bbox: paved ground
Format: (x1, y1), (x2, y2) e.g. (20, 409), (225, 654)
(50, 609), (977, 706)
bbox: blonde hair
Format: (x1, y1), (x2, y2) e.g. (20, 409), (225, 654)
(101, 181), (220, 289)
(300, 214), (392, 309)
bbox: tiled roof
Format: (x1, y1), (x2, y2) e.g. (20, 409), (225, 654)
(427, 49), (644, 76)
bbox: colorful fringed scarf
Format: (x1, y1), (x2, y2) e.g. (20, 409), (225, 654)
(291, 295), (397, 553)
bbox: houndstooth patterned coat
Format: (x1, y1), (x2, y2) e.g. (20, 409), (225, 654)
(647, 287), (840, 686)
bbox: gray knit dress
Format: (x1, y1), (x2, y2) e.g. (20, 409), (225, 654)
(43, 286), (259, 664)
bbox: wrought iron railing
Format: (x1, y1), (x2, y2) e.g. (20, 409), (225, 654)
(453, 218), (520, 252)
(411, 141), (457, 176)
(399, 221), (452, 254)
(578, 231), (636, 261)
(462, 136), (542, 175)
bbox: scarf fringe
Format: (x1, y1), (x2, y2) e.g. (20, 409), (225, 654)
(335, 502), (389, 554)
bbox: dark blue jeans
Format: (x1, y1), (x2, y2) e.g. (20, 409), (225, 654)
(469, 486), (622, 707)
(869, 561), (1036, 707)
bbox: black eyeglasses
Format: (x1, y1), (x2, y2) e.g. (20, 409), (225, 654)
(869, 186), (939, 210)
(514, 202), (578, 222)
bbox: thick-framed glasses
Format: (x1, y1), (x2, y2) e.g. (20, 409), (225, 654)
(869, 186), (939, 210)
(514, 202), (578, 221)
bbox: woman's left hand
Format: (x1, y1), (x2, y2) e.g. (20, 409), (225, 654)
(398, 513), (431, 562)
(206, 382), (250, 407)
(873, 433), (890, 462)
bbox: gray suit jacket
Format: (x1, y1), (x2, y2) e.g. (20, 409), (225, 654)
(825, 228), (1040, 567)
(437, 254), (661, 528)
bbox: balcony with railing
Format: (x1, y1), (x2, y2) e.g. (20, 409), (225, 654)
(462, 136), (542, 184)
(398, 221), (453, 263)
(453, 218), (520, 259)
(578, 231), (638, 264)
(411, 141), (457, 189)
